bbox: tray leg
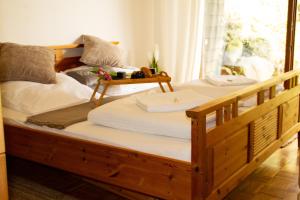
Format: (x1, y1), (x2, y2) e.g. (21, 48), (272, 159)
(96, 84), (110, 106)
(166, 81), (174, 92)
(158, 82), (166, 93)
(90, 80), (101, 102)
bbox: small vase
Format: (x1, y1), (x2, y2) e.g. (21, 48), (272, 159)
(149, 68), (157, 74)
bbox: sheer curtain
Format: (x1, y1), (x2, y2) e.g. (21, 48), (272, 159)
(153, 0), (225, 83)
(153, 0), (205, 83)
(200, 0), (225, 78)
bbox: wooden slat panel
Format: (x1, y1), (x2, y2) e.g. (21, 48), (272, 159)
(257, 91), (265, 105)
(248, 123), (254, 162)
(282, 96), (299, 134)
(213, 127), (248, 187)
(208, 122), (300, 200)
(232, 100), (238, 118)
(0, 154), (8, 200)
(216, 109), (223, 126)
(251, 109), (278, 156)
(206, 87), (300, 147)
(269, 86), (276, 99)
(224, 105), (231, 121)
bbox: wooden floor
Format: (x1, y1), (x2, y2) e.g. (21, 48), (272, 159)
(225, 138), (300, 200)
(7, 138), (300, 200)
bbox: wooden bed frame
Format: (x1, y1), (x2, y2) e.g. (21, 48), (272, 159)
(4, 43), (300, 200)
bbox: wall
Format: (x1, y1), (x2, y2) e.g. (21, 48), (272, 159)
(0, 0), (154, 66)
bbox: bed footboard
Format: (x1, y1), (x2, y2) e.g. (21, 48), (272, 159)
(4, 124), (191, 200)
(187, 70), (300, 200)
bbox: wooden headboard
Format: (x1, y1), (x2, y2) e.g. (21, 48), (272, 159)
(48, 44), (84, 72)
(49, 41), (119, 72)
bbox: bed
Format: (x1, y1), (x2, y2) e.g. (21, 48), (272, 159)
(3, 44), (300, 200)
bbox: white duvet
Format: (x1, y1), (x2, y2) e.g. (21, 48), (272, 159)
(1, 77), (254, 160)
(87, 80), (253, 139)
(88, 95), (193, 139)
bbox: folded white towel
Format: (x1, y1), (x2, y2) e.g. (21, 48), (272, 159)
(206, 75), (257, 86)
(136, 89), (213, 112)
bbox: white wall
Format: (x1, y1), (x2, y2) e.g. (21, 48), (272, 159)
(0, 0), (154, 66)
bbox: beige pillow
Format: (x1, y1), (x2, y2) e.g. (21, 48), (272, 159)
(80, 35), (121, 67)
(0, 43), (56, 84)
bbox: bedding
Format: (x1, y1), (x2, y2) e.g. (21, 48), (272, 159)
(136, 89), (213, 112)
(236, 56), (275, 81)
(26, 102), (96, 129)
(80, 35), (122, 67)
(1, 73), (97, 115)
(205, 74), (257, 86)
(87, 82), (248, 139)
(26, 96), (124, 129)
(3, 107), (191, 161)
(88, 95), (194, 139)
(64, 66), (98, 86)
(0, 42), (56, 84)
(2, 79), (253, 161)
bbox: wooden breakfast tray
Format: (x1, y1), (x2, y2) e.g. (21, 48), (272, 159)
(90, 71), (174, 106)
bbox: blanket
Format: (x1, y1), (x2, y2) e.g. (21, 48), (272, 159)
(26, 96), (121, 129)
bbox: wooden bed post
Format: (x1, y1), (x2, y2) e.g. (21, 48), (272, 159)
(191, 115), (211, 200)
(285, 0), (300, 151)
(284, 0), (297, 89)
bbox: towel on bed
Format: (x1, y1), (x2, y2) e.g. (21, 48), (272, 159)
(26, 96), (122, 129)
(136, 89), (213, 112)
(206, 75), (257, 86)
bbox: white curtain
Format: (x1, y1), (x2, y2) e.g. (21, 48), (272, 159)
(153, 0), (205, 83)
(201, 0), (225, 78)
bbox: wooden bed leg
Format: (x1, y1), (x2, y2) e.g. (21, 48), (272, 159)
(191, 116), (209, 200)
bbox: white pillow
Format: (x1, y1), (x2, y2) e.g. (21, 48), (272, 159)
(236, 56), (275, 81)
(206, 75), (257, 86)
(1, 73), (97, 115)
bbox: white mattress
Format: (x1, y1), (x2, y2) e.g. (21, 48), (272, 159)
(3, 107), (191, 162)
(2, 80), (249, 162)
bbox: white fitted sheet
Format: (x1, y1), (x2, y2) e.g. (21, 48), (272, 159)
(3, 107), (191, 162)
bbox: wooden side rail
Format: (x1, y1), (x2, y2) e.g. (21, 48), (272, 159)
(187, 69), (300, 118)
(186, 70), (300, 200)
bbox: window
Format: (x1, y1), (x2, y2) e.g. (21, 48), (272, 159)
(202, 0), (290, 81)
(222, 0), (288, 81)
